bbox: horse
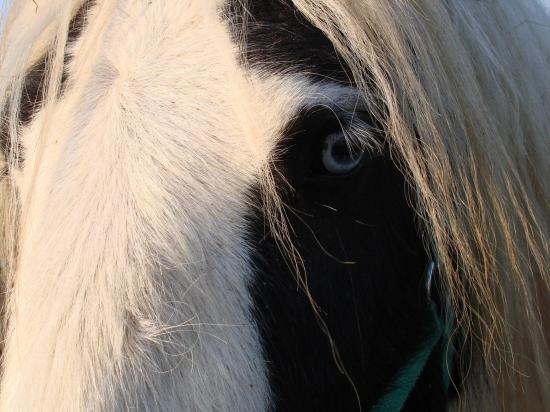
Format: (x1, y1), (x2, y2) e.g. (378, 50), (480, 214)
(0, 0), (548, 410)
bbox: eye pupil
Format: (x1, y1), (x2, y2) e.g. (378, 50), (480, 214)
(330, 140), (350, 161)
(322, 132), (364, 175)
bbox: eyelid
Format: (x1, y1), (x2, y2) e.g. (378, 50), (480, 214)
(330, 110), (383, 155)
(302, 102), (383, 154)
(305, 104), (371, 127)
(302, 84), (365, 112)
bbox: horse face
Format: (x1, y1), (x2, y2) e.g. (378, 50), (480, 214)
(5, 1), (449, 410)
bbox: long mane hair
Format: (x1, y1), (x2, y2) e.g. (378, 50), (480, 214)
(1, 0), (549, 410)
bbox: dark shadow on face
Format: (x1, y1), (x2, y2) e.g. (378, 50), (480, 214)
(230, 3), (458, 408)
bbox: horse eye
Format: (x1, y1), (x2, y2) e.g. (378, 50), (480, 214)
(321, 131), (364, 175)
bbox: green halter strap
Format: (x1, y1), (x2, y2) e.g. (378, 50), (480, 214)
(371, 262), (454, 412)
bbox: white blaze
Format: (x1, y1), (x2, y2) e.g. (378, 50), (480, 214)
(1, 1), (304, 410)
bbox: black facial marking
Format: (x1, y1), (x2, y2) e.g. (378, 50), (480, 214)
(226, 0), (352, 83)
(250, 107), (455, 411)
(20, 0), (94, 126)
(237, 1), (458, 409)
(0, 1), (94, 166)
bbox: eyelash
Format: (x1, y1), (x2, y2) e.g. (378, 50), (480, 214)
(310, 109), (381, 177)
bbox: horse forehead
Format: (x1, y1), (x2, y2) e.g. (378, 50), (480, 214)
(17, 0), (347, 181)
(82, 1), (343, 144)
(74, 3), (279, 121)
(18, 1), (333, 194)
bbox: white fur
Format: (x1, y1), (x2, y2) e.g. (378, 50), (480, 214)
(0, 2), (363, 407)
(0, 1), (315, 410)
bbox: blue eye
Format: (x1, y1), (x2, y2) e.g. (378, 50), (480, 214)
(321, 131), (364, 175)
